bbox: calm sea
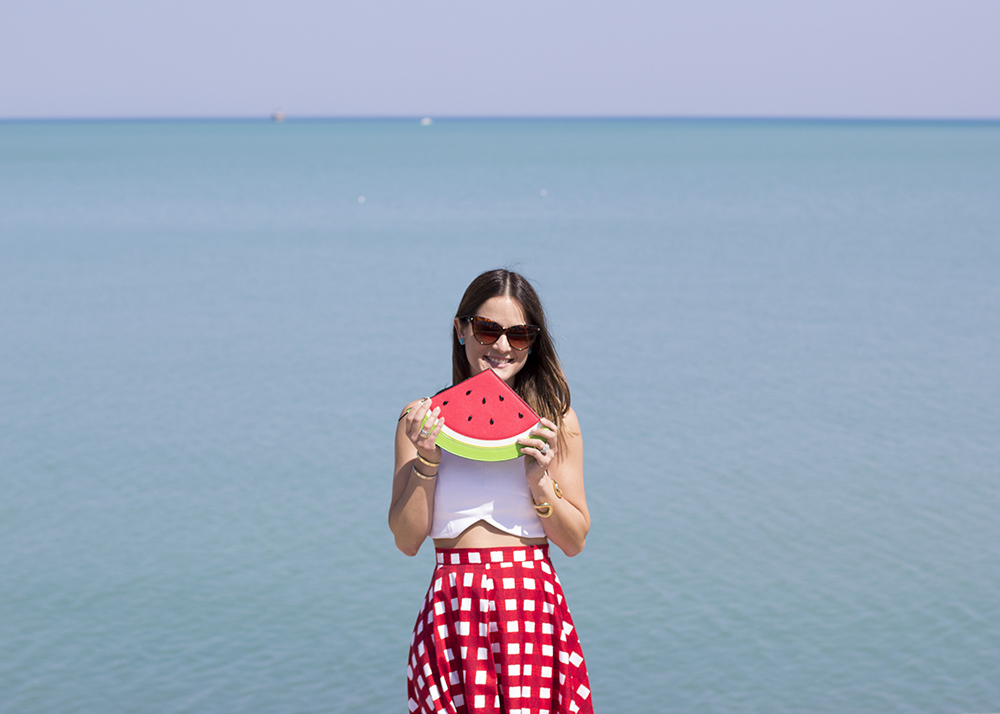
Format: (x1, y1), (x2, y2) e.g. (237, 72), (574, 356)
(1, 119), (998, 714)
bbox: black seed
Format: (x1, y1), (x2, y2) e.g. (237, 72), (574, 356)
(482, 397), (486, 405)
(490, 418), (494, 425)
(467, 415), (473, 421)
(499, 395), (504, 401)
(518, 413), (524, 418)
(466, 390), (472, 396)
(442, 400), (449, 406)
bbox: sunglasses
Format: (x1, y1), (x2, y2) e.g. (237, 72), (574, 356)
(461, 316), (541, 351)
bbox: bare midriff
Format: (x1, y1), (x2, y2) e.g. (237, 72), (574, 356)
(433, 520), (549, 550)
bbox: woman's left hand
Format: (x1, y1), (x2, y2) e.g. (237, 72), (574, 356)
(519, 417), (558, 477)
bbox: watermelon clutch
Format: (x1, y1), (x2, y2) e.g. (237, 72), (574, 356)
(423, 369), (541, 462)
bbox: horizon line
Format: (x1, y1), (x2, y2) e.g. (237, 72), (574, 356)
(2, 113), (1000, 124)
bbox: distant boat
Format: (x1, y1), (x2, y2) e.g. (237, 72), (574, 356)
(420, 117), (433, 126)
(272, 110), (286, 123)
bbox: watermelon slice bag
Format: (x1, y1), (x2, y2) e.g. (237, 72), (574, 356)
(421, 369), (543, 462)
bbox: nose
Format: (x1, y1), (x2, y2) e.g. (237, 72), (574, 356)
(492, 333), (512, 352)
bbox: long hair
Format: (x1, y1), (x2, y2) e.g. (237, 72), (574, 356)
(452, 269), (571, 428)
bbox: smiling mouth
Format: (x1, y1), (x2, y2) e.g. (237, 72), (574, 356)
(484, 355), (513, 368)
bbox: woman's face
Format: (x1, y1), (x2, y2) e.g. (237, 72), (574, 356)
(454, 296), (532, 386)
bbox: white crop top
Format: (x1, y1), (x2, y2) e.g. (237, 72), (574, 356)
(429, 450), (546, 539)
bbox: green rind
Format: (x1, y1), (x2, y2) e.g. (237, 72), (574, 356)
(421, 414), (550, 462)
(436, 431), (526, 462)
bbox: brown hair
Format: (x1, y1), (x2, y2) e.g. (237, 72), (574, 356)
(452, 269), (571, 428)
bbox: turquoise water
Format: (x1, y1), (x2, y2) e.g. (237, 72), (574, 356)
(1, 119), (999, 713)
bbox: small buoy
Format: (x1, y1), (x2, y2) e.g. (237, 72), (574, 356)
(420, 117), (433, 126)
(358, 196), (366, 204)
(540, 189), (548, 197)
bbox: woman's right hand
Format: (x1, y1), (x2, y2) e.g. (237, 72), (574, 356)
(404, 398), (444, 461)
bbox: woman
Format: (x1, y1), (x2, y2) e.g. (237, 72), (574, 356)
(389, 269), (594, 714)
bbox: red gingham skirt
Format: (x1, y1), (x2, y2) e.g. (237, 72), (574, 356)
(407, 545), (593, 714)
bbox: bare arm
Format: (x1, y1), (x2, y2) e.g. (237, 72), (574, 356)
(388, 400), (443, 556)
(519, 407), (590, 557)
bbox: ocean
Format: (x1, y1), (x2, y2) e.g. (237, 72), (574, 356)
(1, 118), (998, 713)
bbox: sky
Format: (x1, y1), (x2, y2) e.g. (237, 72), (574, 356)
(2, 0), (999, 120)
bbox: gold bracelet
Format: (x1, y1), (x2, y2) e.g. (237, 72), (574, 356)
(545, 471), (563, 500)
(417, 453), (441, 468)
(541, 470), (564, 500)
(412, 465), (437, 481)
(531, 497), (554, 518)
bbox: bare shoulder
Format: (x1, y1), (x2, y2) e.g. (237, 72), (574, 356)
(561, 406), (582, 437)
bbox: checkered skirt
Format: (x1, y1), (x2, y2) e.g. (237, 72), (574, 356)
(407, 545), (593, 714)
